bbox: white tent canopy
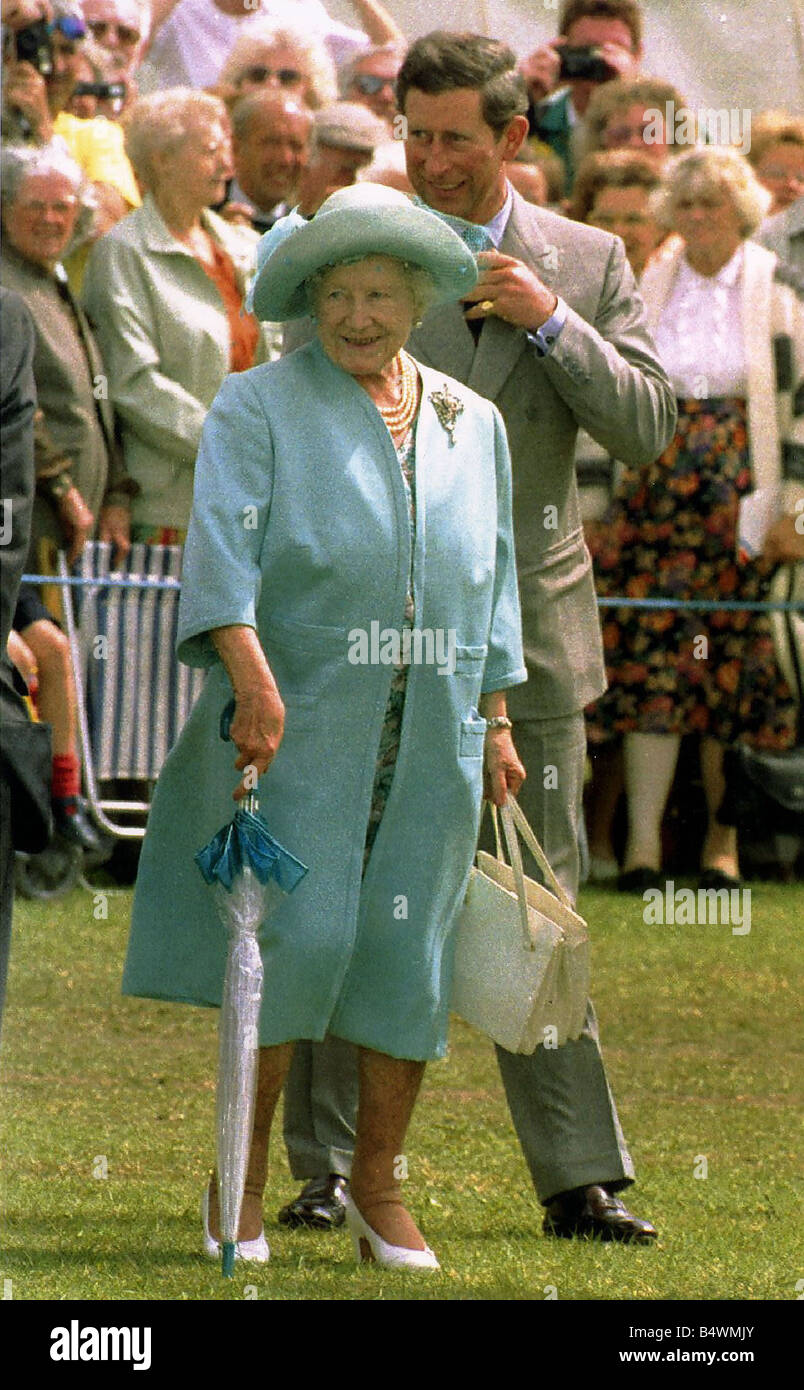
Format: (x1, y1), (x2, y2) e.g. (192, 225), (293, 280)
(327, 0), (804, 114)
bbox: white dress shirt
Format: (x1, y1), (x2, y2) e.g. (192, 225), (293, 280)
(653, 245), (747, 398)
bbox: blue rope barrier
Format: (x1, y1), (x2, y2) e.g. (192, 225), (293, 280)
(597, 596), (804, 613)
(21, 574), (802, 611)
(22, 572), (181, 591)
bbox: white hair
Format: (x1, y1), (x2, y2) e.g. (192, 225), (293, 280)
(219, 20), (337, 110)
(653, 146), (773, 237)
(0, 143), (96, 248)
(123, 88), (229, 189)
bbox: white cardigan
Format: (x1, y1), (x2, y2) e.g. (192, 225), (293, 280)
(639, 238), (803, 512)
(639, 238), (804, 698)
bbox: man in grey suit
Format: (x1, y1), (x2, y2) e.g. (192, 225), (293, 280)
(280, 31), (675, 1242)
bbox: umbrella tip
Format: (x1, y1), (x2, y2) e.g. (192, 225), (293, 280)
(222, 1242), (236, 1277)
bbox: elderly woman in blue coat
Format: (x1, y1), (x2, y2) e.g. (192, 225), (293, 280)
(124, 184), (527, 1271)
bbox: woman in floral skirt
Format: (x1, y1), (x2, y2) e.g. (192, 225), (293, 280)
(588, 148), (803, 890)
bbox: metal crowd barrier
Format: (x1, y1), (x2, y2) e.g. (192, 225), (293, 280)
(19, 550), (803, 850)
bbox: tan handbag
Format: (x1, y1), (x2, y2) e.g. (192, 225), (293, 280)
(451, 797), (590, 1054)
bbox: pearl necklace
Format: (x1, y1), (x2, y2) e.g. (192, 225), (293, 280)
(378, 352), (418, 436)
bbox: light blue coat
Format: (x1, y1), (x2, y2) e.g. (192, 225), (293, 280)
(123, 342), (526, 1059)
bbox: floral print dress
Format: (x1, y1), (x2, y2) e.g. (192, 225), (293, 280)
(587, 397), (798, 750)
(362, 426), (418, 870)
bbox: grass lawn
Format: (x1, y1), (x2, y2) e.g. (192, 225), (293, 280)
(1, 880), (802, 1302)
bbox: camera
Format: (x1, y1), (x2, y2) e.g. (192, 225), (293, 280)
(15, 20), (54, 76)
(72, 81), (127, 102)
(559, 46), (616, 84)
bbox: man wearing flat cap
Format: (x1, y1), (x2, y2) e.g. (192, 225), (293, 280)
(295, 99), (387, 216)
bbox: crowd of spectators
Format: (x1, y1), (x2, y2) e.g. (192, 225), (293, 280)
(2, 0), (802, 884)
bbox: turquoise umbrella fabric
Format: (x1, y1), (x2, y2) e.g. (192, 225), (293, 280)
(196, 805), (307, 896)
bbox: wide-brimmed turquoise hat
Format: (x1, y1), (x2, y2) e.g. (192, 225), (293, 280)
(246, 183), (478, 322)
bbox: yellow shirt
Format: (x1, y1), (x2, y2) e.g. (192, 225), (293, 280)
(54, 112), (140, 208)
(55, 113), (141, 293)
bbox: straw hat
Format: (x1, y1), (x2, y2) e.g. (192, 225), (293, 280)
(247, 183), (478, 321)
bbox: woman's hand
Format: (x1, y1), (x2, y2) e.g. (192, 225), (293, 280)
(98, 503), (131, 563)
(763, 512), (804, 565)
(228, 686), (285, 802)
(58, 486), (95, 562)
(483, 727), (527, 807)
(7, 629), (38, 696)
(211, 625), (286, 801)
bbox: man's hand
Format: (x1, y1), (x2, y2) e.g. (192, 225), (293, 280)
(483, 728), (526, 807)
(763, 512), (804, 565)
(3, 60), (53, 139)
(519, 41), (563, 104)
(58, 485), (94, 562)
(2, 0), (53, 30)
(463, 249), (557, 330)
(593, 39), (640, 82)
(98, 503), (130, 563)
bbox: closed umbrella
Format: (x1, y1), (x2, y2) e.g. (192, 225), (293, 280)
(195, 703), (307, 1277)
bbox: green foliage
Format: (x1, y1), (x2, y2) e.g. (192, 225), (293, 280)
(1, 884), (801, 1301)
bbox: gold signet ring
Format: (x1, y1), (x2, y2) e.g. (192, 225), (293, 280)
(478, 299), (495, 313)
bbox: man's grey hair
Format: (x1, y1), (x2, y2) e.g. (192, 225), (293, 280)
(230, 89), (313, 144)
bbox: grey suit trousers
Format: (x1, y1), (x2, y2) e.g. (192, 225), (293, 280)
(283, 712), (634, 1202)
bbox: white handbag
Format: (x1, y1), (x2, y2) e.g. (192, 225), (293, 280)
(451, 797), (590, 1054)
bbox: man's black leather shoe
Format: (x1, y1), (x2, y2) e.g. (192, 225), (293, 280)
(617, 867), (663, 893)
(277, 1175), (349, 1230)
(543, 1185), (658, 1243)
(52, 796), (103, 853)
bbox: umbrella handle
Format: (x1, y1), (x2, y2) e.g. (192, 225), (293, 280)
(220, 699), (236, 742)
(220, 699), (259, 814)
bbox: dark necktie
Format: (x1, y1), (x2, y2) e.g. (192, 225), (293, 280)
(465, 313), (483, 347)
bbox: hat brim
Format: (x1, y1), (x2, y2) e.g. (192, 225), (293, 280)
(250, 201), (478, 321)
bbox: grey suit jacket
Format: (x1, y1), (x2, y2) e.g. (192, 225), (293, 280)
(0, 244), (132, 558)
(407, 191), (677, 719)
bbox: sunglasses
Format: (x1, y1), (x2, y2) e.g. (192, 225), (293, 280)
(353, 73), (396, 95)
(52, 16), (86, 39)
(86, 19), (141, 46)
(240, 65), (303, 87)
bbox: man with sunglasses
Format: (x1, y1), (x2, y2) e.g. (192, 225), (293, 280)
(82, 0), (149, 90)
(342, 41), (403, 127)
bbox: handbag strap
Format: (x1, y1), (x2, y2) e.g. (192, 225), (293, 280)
(503, 796), (575, 911)
(492, 802), (539, 952)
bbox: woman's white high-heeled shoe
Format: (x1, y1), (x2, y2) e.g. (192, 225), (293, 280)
(201, 1188), (270, 1264)
(344, 1193), (439, 1270)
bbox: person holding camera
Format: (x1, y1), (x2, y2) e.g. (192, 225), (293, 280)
(520, 0), (643, 192)
(2, 0), (140, 259)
